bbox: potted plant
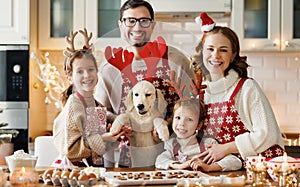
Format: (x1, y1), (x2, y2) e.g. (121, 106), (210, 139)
(0, 123), (19, 165)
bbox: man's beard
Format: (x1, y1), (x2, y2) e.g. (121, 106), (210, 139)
(133, 41), (147, 48)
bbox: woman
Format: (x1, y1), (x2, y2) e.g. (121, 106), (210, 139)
(191, 13), (284, 164)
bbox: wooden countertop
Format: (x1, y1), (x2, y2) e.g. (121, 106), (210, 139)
(3, 167), (280, 187)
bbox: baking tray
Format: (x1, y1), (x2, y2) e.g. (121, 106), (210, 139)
(104, 170), (208, 186)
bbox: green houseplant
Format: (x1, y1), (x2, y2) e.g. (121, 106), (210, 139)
(0, 123), (19, 145)
(0, 123), (19, 165)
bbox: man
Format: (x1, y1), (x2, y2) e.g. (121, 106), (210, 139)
(94, 0), (195, 167)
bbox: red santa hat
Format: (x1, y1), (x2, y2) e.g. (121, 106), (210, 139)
(195, 12), (216, 32)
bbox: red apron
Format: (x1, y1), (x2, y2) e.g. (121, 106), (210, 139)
(203, 78), (284, 159)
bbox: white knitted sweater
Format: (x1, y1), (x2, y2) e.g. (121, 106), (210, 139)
(53, 94), (106, 162)
(203, 70), (284, 159)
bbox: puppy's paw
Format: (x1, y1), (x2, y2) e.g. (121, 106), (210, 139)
(153, 118), (169, 141)
(110, 113), (130, 132)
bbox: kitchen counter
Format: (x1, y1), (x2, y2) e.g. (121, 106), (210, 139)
(3, 167), (280, 187)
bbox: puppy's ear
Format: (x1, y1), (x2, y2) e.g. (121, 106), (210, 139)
(156, 89), (167, 114)
(125, 91), (134, 112)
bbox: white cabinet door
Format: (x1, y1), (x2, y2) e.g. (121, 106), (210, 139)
(0, 0), (29, 44)
(86, 0), (122, 51)
(232, 0), (300, 51)
(39, 0), (121, 50)
(231, 0), (281, 51)
(281, 0), (300, 51)
(38, 0), (86, 50)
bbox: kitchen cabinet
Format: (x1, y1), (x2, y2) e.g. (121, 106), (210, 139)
(38, 0), (121, 50)
(0, 0), (29, 44)
(232, 0), (300, 51)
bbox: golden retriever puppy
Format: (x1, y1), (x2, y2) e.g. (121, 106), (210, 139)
(110, 80), (169, 167)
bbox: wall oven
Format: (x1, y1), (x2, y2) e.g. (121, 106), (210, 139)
(0, 45), (29, 152)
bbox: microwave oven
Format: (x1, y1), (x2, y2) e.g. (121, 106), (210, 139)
(0, 45), (29, 101)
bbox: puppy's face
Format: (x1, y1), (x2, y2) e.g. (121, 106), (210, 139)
(131, 81), (156, 116)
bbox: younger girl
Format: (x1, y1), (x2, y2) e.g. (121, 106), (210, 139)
(155, 99), (242, 172)
(53, 29), (124, 167)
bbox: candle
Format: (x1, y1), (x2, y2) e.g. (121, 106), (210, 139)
(293, 139), (298, 146)
(281, 152), (288, 172)
(255, 154), (265, 171)
(10, 167), (39, 187)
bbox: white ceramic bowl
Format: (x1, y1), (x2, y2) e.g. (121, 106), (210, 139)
(266, 157), (300, 182)
(5, 156), (37, 172)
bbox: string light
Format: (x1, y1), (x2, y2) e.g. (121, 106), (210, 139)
(31, 50), (66, 109)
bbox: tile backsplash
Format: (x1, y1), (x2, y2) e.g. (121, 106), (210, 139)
(246, 52), (300, 133)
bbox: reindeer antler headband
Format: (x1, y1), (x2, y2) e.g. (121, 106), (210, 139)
(104, 36), (167, 86)
(63, 28), (93, 57)
(168, 70), (207, 100)
(63, 28), (94, 74)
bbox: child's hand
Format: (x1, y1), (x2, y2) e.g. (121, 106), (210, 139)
(170, 161), (190, 170)
(101, 130), (125, 142)
(121, 125), (132, 137)
(106, 123), (112, 132)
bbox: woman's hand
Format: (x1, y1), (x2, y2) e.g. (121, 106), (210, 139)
(189, 158), (222, 172)
(193, 142), (238, 164)
(189, 158), (210, 172)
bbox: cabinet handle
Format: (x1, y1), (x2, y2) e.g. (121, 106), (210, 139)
(284, 41), (300, 49)
(284, 41), (290, 47)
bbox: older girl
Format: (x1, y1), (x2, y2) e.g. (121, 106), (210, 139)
(53, 29), (124, 167)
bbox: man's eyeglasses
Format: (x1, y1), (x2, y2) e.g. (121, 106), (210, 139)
(122, 17), (153, 28)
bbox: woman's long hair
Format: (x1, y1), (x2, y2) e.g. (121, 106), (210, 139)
(192, 26), (249, 80)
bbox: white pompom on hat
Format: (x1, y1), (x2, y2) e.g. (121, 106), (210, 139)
(195, 12), (216, 32)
